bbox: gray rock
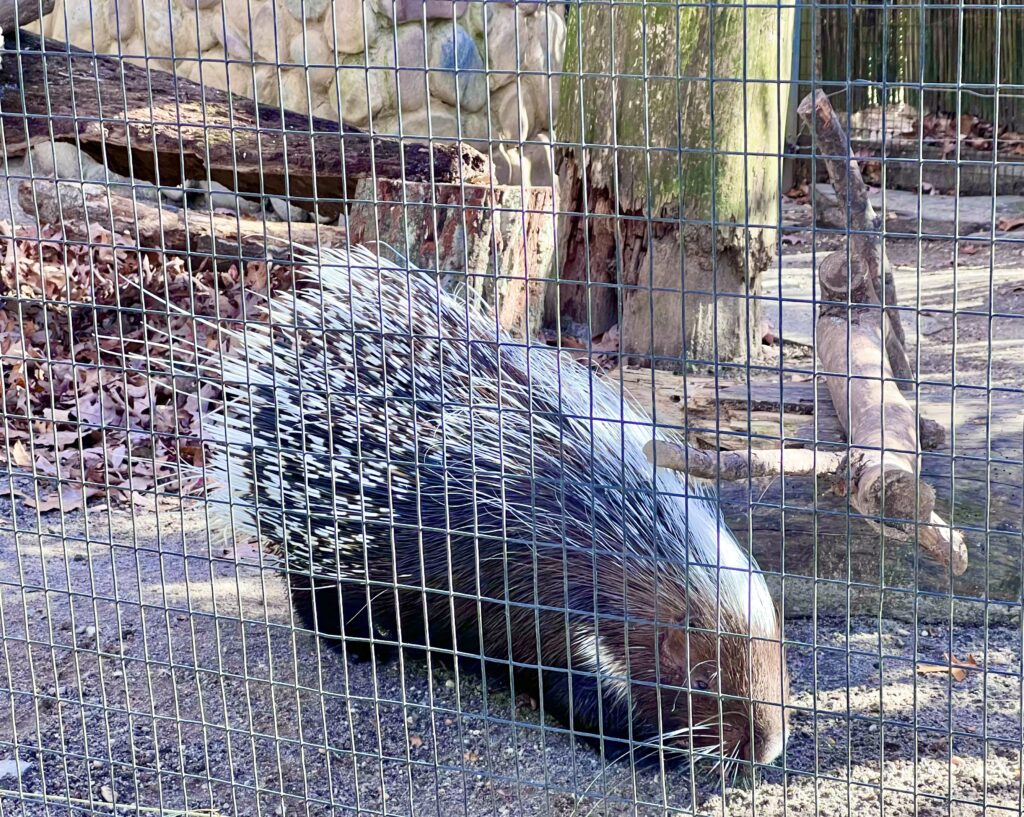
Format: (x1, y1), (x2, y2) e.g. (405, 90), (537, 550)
(428, 24), (487, 113)
(390, 0), (467, 24)
(0, 758), (30, 780)
(282, 0), (331, 20)
(268, 197), (310, 223)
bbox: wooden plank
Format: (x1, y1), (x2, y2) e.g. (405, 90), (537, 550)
(0, 31), (490, 218)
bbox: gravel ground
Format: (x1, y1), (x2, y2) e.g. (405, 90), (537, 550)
(1, 494), (1022, 817)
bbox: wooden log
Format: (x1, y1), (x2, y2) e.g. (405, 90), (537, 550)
(0, 0), (53, 30)
(798, 90), (967, 576)
(815, 311), (935, 522)
(0, 31), (490, 219)
(347, 178), (556, 340)
(18, 180), (350, 261)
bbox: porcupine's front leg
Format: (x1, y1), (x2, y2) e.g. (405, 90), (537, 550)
(287, 574), (401, 663)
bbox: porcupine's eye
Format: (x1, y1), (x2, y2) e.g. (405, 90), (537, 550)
(693, 678), (709, 691)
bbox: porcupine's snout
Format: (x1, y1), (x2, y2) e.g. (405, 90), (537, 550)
(715, 630), (790, 767)
(620, 568), (789, 768)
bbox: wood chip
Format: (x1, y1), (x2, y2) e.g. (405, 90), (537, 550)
(996, 215), (1024, 233)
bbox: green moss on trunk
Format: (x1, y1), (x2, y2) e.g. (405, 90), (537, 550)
(555, 0), (795, 363)
(558, 0), (794, 230)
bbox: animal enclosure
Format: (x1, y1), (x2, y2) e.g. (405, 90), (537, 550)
(1, 0), (1023, 815)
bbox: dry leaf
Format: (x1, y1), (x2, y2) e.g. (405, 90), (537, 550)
(10, 440), (31, 467)
(0, 222), (295, 512)
(590, 324), (620, 353)
(463, 750), (480, 763)
(19, 483), (103, 513)
(916, 653), (979, 682)
(409, 735), (424, 749)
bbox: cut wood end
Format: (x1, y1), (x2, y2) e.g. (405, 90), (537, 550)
(797, 90), (832, 123)
(851, 459), (936, 528)
(919, 513), (969, 576)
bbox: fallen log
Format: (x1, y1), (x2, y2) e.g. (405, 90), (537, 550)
(800, 90), (966, 575)
(0, 0), (54, 30)
(0, 31), (490, 218)
(646, 91), (968, 577)
(18, 180), (349, 261)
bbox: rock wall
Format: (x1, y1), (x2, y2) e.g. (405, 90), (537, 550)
(31, 0), (565, 186)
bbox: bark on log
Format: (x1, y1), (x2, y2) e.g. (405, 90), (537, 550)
(0, 0), (53, 30)
(19, 180), (350, 261)
(0, 31), (489, 219)
(798, 90), (967, 576)
(347, 178), (556, 340)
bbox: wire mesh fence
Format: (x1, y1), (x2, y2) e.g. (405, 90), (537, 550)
(0, 0), (1022, 815)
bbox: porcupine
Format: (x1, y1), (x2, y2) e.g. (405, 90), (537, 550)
(200, 245), (789, 766)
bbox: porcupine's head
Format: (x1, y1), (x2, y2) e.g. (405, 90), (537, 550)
(570, 520), (789, 771)
(557, 389), (790, 771)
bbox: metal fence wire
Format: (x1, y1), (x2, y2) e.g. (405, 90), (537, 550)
(0, 0), (1022, 815)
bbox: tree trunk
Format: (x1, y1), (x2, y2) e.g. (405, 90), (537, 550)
(554, 1), (795, 363)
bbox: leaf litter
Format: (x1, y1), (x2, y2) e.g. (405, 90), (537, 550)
(0, 221), (293, 513)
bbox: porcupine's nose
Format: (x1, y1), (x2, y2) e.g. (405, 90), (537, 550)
(739, 719), (785, 765)
(754, 731), (784, 765)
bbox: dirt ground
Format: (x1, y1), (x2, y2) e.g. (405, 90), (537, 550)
(2, 193), (1024, 816)
(1, 495), (1022, 817)
(773, 199), (1024, 393)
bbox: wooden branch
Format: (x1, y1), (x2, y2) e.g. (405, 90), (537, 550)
(19, 180), (350, 261)
(645, 438), (968, 577)
(0, 31), (490, 218)
(800, 90), (913, 384)
(798, 91), (877, 239)
(919, 514), (968, 576)
(796, 90), (968, 576)
(0, 0), (54, 30)
(644, 439), (845, 481)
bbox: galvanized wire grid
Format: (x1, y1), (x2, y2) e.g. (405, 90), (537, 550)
(0, 0), (1022, 815)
